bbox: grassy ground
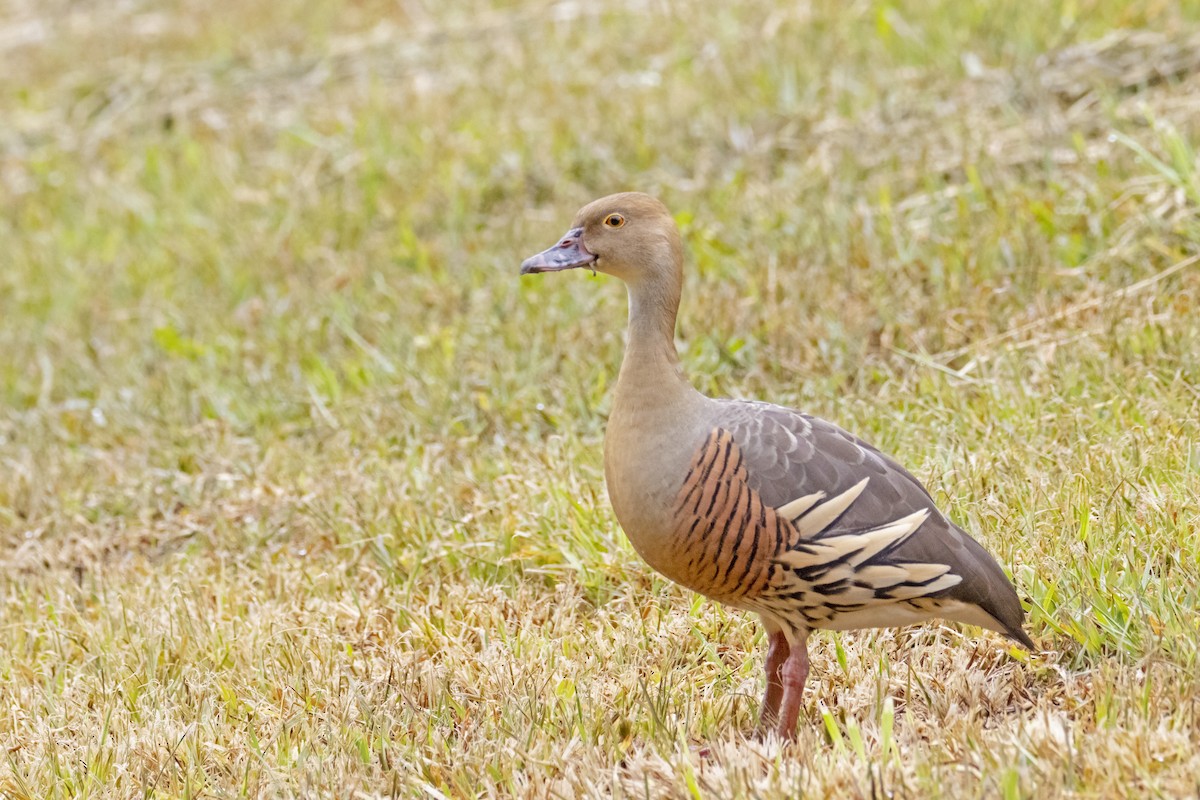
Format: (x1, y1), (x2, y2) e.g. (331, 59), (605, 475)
(3, 0), (1200, 796)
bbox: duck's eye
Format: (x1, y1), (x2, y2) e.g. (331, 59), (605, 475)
(604, 213), (625, 229)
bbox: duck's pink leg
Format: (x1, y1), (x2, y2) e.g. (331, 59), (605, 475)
(758, 630), (789, 730)
(775, 630), (810, 740)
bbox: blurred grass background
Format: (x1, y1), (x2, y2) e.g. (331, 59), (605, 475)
(2, 0), (1199, 796)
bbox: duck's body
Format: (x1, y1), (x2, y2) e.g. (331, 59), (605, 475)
(522, 192), (1033, 739)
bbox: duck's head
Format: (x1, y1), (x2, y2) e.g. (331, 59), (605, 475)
(520, 192), (682, 288)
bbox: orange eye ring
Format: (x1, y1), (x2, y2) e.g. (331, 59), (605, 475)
(604, 213), (625, 228)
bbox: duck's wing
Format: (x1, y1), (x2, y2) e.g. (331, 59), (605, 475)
(714, 400), (1034, 647)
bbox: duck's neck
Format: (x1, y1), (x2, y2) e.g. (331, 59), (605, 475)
(605, 272), (709, 569)
(612, 278), (704, 421)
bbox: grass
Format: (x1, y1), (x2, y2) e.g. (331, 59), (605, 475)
(2, 0), (1200, 796)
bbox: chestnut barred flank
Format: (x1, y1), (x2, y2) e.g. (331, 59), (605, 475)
(670, 430), (973, 638)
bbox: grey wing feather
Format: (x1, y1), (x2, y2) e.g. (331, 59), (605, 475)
(715, 399), (1032, 647)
